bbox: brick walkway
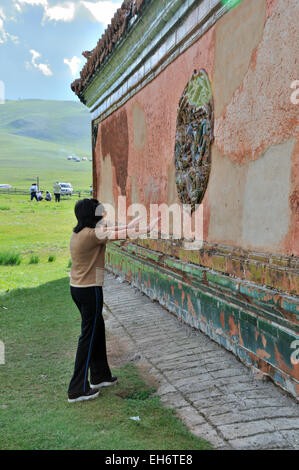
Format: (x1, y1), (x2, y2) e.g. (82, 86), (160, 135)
(103, 273), (299, 450)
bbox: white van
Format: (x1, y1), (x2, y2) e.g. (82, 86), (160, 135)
(59, 183), (73, 195)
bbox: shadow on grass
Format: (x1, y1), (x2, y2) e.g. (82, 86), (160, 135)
(0, 277), (213, 450)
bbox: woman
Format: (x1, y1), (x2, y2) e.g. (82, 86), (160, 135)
(37, 190), (44, 201)
(68, 198), (159, 403)
(45, 191), (52, 201)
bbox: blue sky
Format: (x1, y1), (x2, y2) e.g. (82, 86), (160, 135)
(0, 0), (121, 101)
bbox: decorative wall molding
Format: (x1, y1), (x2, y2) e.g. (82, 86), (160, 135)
(135, 237), (299, 297)
(106, 241), (299, 400)
(84, 0), (227, 123)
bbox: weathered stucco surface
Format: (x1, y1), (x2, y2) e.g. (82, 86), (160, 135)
(213, 0), (266, 119)
(98, 151), (114, 207)
(94, 0), (298, 257)
(132, 102), (147, 150)
(266, 0), (280, 18)
(212, 0), (298, 255)
(128, 174), (140, 206)
(101, 109), (129, 196)
(242, 139), (294, 251)
(283, 139), (299, 256)
(207, 147), (247, 245)
(215, 0), (298, 162)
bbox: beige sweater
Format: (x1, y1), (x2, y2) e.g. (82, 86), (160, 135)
(69, 226), (112, 287)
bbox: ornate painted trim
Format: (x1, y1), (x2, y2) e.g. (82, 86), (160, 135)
(105, 241), (299, 399)
(81, 0), (227, 122)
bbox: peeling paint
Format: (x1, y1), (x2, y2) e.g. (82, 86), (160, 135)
(100, 109), (129, 195)
(274, 344), (299, 381)
(256, 348), (271, 361)
(187, 293), (196, 318)
(228, 315), (239, 337)
(215, 0), (298, 162)
(220, 310), (225, 328)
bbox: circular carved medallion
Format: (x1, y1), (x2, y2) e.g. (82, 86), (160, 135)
(174, 69), (214, 211)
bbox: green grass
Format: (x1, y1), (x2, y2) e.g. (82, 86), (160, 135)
(29, 254), (40, 264)
(0, 193), (212, 450)
(0, 99), (91, 151)
(0, 251), (21, 266)
(0, 100), (93, 191)
(0, 195), (76, 294)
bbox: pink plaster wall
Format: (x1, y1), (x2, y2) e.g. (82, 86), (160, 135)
(95, 0), (298, 257)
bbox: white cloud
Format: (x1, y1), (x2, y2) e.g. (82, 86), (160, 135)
(38, 62), (53, 75)
(30, 49), (41, 61)
(15, 3), (22, 13)
(0, 18), (5, 44)
(15, 0), (121, 25)
(44, 2), (76, 22)
(28, 48), (53, 76)
(0, 8), (6, 21)
(81, 1), (121, 27)
(64, 55), (82, 76)
(0, 7), (19, 44)
(17, 0), (47, 6)
(16, 0), (76, 23)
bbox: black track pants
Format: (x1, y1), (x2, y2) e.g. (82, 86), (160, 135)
(68, 286), (112, 396)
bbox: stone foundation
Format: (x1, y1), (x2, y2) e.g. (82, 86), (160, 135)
(106, 241), (299, 399)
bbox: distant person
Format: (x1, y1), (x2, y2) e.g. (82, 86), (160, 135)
(37, 190), (44, 201)
(90, 185), (93, 196)
(54, 182), (61, 202)
(45, 191), (52, 201)
(30, 183), (38, 201)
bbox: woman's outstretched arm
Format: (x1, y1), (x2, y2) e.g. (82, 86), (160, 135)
(107, 216), (160, 241)
(103, 215), (142, 232)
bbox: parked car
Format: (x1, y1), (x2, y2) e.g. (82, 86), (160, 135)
(67, 155), (73, 160)
(75, 157), (81, 162)
(82, 157), (87, 161)
(59, 182), (73, 195)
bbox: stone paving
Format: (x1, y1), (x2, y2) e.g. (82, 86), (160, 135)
(103, 272), (299, 450)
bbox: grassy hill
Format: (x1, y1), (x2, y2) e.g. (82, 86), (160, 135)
(0, 100), (93, 191)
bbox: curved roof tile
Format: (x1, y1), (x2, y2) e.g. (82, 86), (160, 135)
(71, 0), (147, 103)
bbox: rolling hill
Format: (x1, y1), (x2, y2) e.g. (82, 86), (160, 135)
(0, 100), (93, 191)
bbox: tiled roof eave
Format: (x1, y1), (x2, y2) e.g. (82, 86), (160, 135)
(71, 0), (148, 101)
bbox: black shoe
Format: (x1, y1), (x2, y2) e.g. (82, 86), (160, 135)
(90, 376), (118, 389)
(68, 388), (100, 403)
